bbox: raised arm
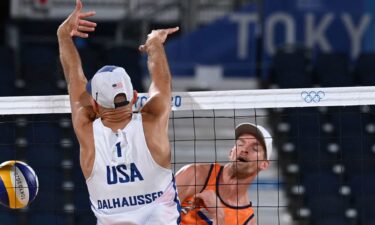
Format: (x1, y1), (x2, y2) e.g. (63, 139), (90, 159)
(137, 28), (179, 168)
(139, 27), (179, 118)
(57, 0), (97, 127)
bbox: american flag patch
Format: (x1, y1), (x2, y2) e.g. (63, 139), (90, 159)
(112, 82), (123, 89)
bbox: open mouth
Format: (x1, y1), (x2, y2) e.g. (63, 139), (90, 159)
(237, 157), (248, 162)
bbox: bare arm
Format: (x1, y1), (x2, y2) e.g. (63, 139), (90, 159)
(57, 0), (97, 126)
(175, 164), (211, 202)
(176, 165), (225, 225)
(139, 27), (179, 118)
(176, 164), (200, 203)
(138, 28), (179, 168)
(57, 0), (97, 178)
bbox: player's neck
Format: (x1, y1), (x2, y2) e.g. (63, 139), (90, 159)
(100, 107), (133, 132)
(219, 166), (251, 204)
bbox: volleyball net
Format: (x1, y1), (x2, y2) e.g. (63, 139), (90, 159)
(0, 86), (374, 225)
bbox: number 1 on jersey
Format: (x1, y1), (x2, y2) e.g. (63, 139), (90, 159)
(115, 142), (122, 157)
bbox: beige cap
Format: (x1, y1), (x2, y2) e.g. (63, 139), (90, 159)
(235, 123), (273, 160)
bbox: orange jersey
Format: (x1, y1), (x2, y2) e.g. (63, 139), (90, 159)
(180, 164), (254, 225)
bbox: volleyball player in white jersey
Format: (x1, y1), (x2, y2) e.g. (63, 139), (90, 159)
(57, 0), (181, 224)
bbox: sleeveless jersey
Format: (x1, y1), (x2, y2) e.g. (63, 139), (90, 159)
(86, 113), (181, 225)
(180, 164), (254, 225)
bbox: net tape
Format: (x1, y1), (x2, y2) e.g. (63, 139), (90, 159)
(1, 86), (375, 115)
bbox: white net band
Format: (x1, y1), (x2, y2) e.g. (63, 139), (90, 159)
(1, 86), (375, 115)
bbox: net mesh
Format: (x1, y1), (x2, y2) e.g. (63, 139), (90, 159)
(0, 87), (374, 225)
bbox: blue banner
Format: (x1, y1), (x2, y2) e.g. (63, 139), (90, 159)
(263, 0), (370, 56)
(166, 4), (258, 77)
(166, 0), (375, 78)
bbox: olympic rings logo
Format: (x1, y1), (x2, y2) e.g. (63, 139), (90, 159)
(301, 91), (325, 103)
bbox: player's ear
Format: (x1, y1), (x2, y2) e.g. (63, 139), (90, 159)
(229, 146), (235, 158)
(259, 160), (269, 171)
(90, 98), (99, 114)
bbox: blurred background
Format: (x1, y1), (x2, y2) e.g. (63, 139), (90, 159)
(0, 0), (375, 225)
(0, 0), (373, 97)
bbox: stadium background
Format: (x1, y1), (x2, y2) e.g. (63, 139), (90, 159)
(0, 0), (374, 225)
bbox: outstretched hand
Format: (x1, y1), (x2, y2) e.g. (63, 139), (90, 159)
(58, 0), (97, 38)
(139, 27), (179, 52)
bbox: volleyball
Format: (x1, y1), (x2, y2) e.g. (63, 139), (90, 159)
(0, 160), (39, 209)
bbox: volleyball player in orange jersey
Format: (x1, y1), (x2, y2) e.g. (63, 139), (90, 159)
(176, 123), (272, 225)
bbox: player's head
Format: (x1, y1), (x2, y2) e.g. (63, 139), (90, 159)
(86, 65), (137, 110)
(234, 123), (273, 160)
(229, 123), (273, 175)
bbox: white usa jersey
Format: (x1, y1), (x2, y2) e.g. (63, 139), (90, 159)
(86, 113), (181, 225)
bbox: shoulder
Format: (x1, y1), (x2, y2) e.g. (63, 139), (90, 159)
(176, 163), (213, 186)
(175, 163), (214, 202)
(141, 94), (171, 120)
(177, 163), (213, 175)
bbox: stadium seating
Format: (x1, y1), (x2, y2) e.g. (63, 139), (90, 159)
(308, 196), (349, 220)
(349, 174), (375, 198)
(75, 212), (97, 225)
(28, 213), (67, 225)
(29, 190), (64, 213)
(354, 53), (375, 86)
(19, 43), (60, 95)
(0, 146), (16, 163)
(302, 173), (342, 197)
(273, 103), (373, 225)
(0, 46), (16, 96)
(73, 189), (91, 212)
(26, 122), (61, 144)
(314, 53), (353, 87)
(270, 44), (313, 88)
(329, 108), (362, 138)
(77, 45), (104, 80)
(313, 217), (351, 225)
(0, 211), (18, 225)
(104, 45), (145, 92)
(0, 122), (16, 145)
(25, 145), (63, 167)
(356, 196), (375, 225)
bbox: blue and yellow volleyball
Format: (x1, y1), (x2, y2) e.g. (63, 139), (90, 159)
(0, 160), (39, 209)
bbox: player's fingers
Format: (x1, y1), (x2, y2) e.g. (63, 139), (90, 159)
(138, 45), (146, 52)
(79, 20), (97, 27)
(78, 26), (95, 32)
(75, 0), (82, 12)
(194, 193), (203, 201)
(166, 26), (179, 35)
(193, 196), (204, 208)
(79, 11), (96, 19)
(76, 32), (89, 38)
(71, 30), (89, 38)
